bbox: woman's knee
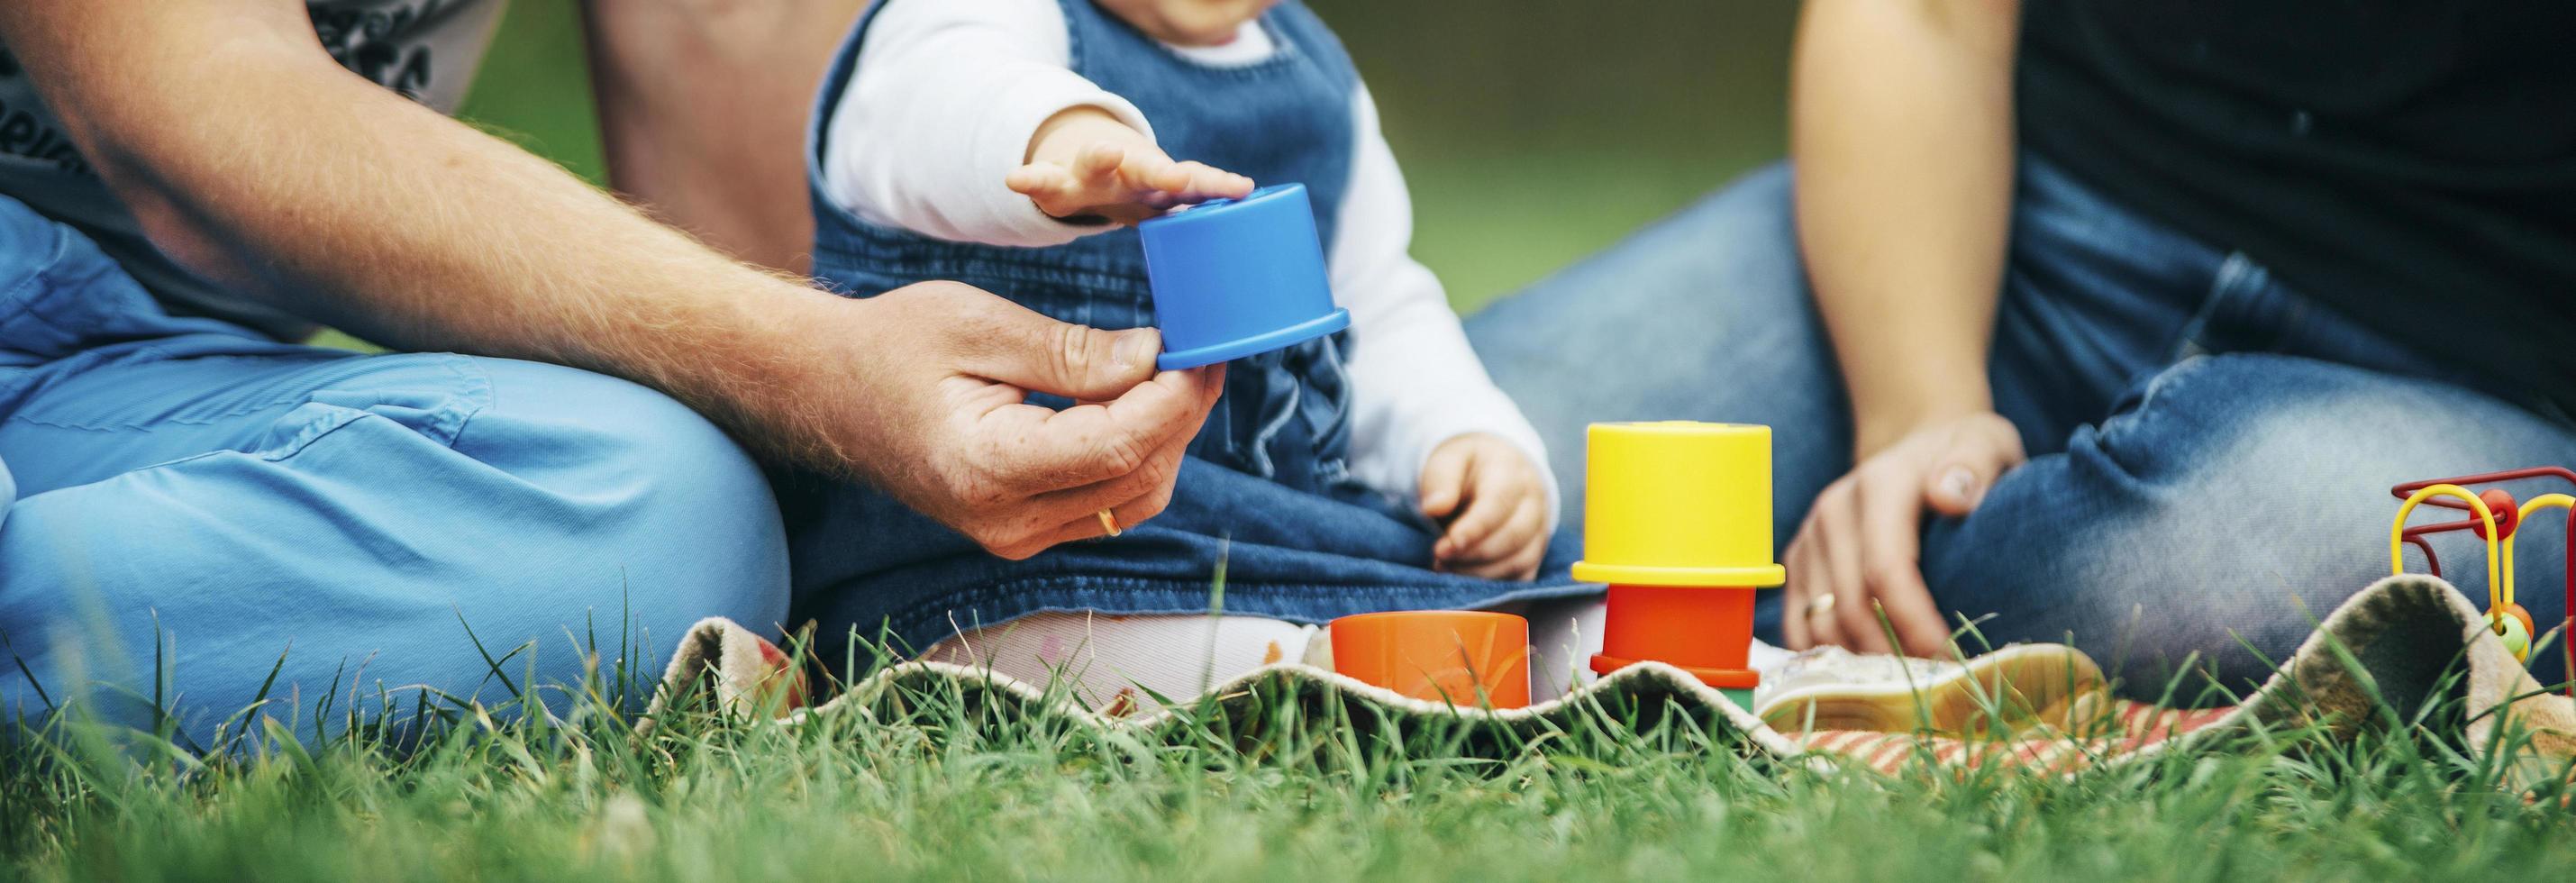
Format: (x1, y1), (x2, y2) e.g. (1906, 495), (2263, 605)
(1925, 355), (2576, 694)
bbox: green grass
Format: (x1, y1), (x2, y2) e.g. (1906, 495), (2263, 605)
(6, 650), (2574, 882)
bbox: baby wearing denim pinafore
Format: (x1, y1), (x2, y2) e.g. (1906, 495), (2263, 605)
(787, 0), (1589, 667)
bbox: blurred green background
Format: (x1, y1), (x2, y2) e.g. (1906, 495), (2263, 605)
(459, 0), (1795, 312)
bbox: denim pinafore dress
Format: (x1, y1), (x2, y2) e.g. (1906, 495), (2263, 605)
(787, 0), (1586, 665)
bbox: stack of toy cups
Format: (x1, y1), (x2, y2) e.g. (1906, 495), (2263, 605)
(1574, 422), (1784, 707)
(1138, 183), (1352, 370)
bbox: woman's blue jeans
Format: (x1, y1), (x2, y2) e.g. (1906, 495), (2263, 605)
(1467, 157), (2576, 696)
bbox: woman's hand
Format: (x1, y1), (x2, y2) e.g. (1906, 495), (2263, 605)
(1006, 107), (1253, 225)
(1419, 432), (1552, 580)
(1785, 0), (2023, 656)
(1781, 412), (2024, 655)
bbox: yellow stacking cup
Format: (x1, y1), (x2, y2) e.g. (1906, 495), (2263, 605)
(1570, 422), (1785, 587)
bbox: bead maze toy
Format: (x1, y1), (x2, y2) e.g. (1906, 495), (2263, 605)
(2388, 467), (2575, 696)
(1327, 610), (1531, 708)
(1574, 422), (1783, 707)
(1138, 183), (1351, 370)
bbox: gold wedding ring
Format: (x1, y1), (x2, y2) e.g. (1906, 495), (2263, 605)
(1807, 592), (1837, 619)
(1097, 509), (1123, 537)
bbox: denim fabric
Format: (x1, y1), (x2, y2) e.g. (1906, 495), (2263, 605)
(787, 3), (1590, 667)
(812, 0), (1360, 493)
(1469, 156), (2576, 696)
(0, 196), (790, 744)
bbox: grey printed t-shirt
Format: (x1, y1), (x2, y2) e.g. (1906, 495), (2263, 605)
(0, 0), (509, 338)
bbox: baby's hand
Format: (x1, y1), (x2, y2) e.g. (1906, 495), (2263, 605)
(1008, 106), (1253, 225)
(1419, 432), (1551, 581)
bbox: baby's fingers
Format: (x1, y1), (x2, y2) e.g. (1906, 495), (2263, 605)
(1453, 522), (1548, 580)
(1075, 142), (1129, 183)
(1006, 163), (1069, 196)
(1418, 448), (1472, 520)
(1147, 161), (1254, 201)
(1008, 163), (1100, 217)
(1453, 495), (1544, 566)
(1436, 492), (1516, 563)
(1444, 505), (1547, 580)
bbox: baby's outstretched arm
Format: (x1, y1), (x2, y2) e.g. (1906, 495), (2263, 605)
(1006, 107), (1253, 225)
(822, 0), (1249, 246)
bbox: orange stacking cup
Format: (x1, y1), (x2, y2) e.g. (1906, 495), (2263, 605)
(1589, 585), (1760, 690)
(1328, 611), (1531, 708)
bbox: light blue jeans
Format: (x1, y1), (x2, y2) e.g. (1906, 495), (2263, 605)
(0, 197), (789, 745)
(1469, 157), (2576, 696)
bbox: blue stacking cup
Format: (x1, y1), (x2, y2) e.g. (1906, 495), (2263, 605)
(1139, 183), (1352, 370)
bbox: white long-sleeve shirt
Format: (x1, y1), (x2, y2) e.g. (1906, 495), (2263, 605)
(821, 0), (1559, 524)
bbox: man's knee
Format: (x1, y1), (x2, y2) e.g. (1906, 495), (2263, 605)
(1, 358), (791, 735)
(459, 358), (791, 627)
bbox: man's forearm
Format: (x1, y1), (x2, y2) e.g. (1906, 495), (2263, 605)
(1790, 0), (2020, 455)
(6, 2), (856, 469)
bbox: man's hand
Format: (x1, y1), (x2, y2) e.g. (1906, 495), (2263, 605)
(1418, 432), (1551, 580)
(822, 282), (1224, 559)
(1781, 412), (2023, 655)
(1006, 107), (1253, 225)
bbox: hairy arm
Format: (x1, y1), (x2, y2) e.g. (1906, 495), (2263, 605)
(0, 0), (1220, 558)
(582, 0), (866, 273)
(7, 0), (845, 456)
(1780, 0), (2025, 653)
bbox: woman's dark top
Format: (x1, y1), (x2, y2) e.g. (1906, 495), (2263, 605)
(2018, 1), (2576, 401)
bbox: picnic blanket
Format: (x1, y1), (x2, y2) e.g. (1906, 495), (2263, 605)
(650, 575), (2574, 785)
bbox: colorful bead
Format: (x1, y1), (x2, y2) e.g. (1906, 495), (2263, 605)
(2471, 488), (2520, 540)
(2492, 603), (2535, 662)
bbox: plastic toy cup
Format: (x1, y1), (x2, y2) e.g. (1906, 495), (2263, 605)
(1138, 183), (1352, 370)
(1593, 583), (1758, 678)
(1328, 611), (1531, 709)
(1572, 422), (1783, 705)
(1574, 422), (1782, 587)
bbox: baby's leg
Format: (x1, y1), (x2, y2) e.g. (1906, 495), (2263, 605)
(922, 613), (1319, 715)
